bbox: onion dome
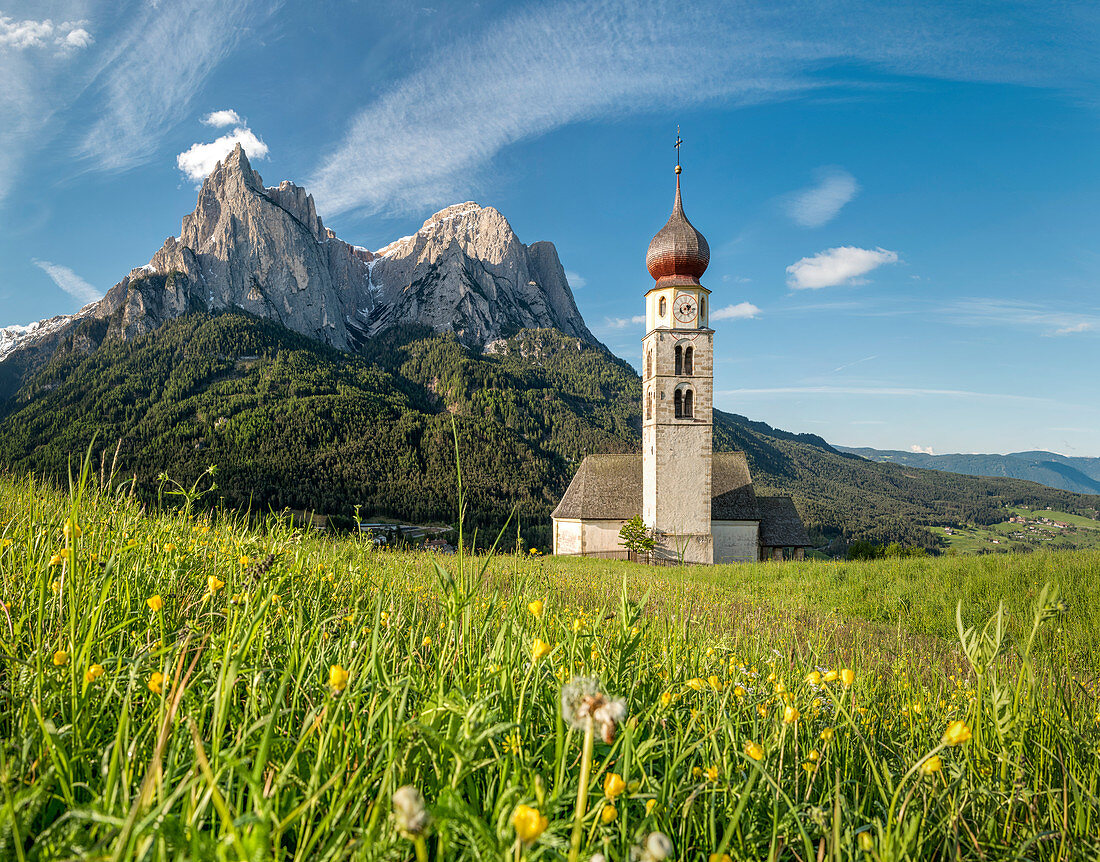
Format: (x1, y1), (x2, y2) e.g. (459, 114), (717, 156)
(645, 166), (710, 285)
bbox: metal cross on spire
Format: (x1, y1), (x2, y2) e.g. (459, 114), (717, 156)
(674, 126), (683, 166)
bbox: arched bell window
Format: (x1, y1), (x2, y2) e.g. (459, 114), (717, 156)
(646, 349), (653, 379)
(673, 389), (683, 418)
(684, 346), (694, 375)
(684, 388), (694, 418)
(674, 345), (682, 375)
(645, 389), (653, 420)
(658, 296), (667, 318)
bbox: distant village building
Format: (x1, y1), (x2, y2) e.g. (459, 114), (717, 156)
(552, 147), (810, 563)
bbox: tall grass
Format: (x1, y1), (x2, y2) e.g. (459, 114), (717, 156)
(1, 463), (1098, 860)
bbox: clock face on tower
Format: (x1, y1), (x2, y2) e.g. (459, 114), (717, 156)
(673, 293), (698, 324)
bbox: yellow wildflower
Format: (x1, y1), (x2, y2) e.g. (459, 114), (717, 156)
(710, 855), (733, 862)
(806, 670), (822, 686)
(600, 804), (617, 824)
(733, 685), (746, 698)
(531, 638), (552, 662)
(708, 675), (722, 691)
(840, 668), (855, 687)
(604, 772), (626, 799)
(706, 765), (719, 781)
(239, 555), (251, 567)
(512, 804), (548, 845)
(329, 664), (349, 693)
(807, 749), (820, 762)
(52, 650), (69, 666)
(148, 672), (164, 695)
(207, 576), (225, 594)
(858, 832), (874, 852)
(49, 549), (68, 566)
(528, 599), (544, 617)
(572, 618), (583, 632)
(783, 705), (800, 724)
(743, 741), (764, 761)
(921, 754), (943, 775)
(422, 636), (432, 647)
(820, 727), (835, 743)
(942, 720), (972, 746)
(164, 543), (176, 552)
(823, 669), (838, 682)
(686, 677), (707, 691)
(147, 595), (163, 613)
(660, 691), (673, 707)
(63, 520), (81, 539)
(84, 663), (105, 684)
(645, 799), (657, 816)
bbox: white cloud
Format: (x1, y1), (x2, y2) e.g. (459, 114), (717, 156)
(33, 259), (102, 305)
(603, 315), (647, 329)
(202, 109), (243, 128)
(786, 246), (899, 289)
(784, 167), (859, 227)
(177, 126), (269, 183)
(0, 16), (92, 51)
(309, 1), (1099, 218)
(910, 444), (935, 455)
(711, 301), (761, 321)
(565, 270), (586, 289)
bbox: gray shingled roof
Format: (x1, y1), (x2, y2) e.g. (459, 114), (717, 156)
(551, 452), (761, 521)
(757, 496), (812, 547)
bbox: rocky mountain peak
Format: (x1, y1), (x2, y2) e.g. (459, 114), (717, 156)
(1, 147), (596, 398)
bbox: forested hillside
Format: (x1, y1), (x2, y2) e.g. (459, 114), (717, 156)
(1, 312), (1097, 551)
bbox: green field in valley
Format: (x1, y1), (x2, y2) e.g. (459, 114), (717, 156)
(929, 506), (1100, 555)
(2, 468), (1099, 860)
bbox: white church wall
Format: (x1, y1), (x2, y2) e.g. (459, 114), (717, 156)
(582, 520), (629, 554)
(713, 521), (759, 563)
(553, 519), (582, 556)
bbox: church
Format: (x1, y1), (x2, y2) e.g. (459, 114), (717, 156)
(551, 153), (811, 563)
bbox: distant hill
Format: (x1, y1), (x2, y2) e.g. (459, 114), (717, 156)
(2, 312), (1099, 553)
(838, 447), (1100, 495)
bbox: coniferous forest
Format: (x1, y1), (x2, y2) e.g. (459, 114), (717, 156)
(1, 312), (1097, 551)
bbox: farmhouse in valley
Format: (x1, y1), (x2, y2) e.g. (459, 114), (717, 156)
(552, 150), (810, 563)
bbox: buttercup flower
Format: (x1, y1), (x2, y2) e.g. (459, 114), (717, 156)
(528, 599), (544, 617)
(645, 799), (657, 816)
(921, 754), (943, 774)
(512, 804), (548, 844)
(942, 720), (972, 746)
(63, 520), (81, 539)
(824, 669), (838, 682)
(532, 638), (552, 662)
(604, 772), (626, 799)
(858, 832), (874, 852)
(806, 670), (822, 686)
(329, 664), (349, 694)
(840, 669), (855, 687)
(148, 672), (164, 694)
(600, 804), (617, 824)
(743, 741), (764, 761)
(783, 705), (800, 724)
(820, 727), (835, 742)
(207, 576), (225, 594)
(147, 595), (163, 613)
(52, 650), (69, 666)
(84, 663), (105, 684)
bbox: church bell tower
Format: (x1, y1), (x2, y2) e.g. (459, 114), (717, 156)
(641, 139), (714, 563)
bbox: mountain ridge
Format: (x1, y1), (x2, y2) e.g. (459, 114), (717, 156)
(838, 446), (1100, 495)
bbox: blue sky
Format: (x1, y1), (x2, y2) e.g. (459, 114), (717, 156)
(1, 0), (1098, 456)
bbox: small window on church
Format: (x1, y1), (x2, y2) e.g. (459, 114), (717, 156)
(673, 389), (682, 418)
(646, 349), (652, 379)
(684, 388), (694, 418)
(659, 296), (667, 317)
(700, 295), (706, 322)
(684, 346), (693, 375)
(645, 390), (652, 420)
(674, 345), (682, 375)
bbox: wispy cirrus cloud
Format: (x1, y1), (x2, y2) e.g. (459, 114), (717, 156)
(784, 167), (859, 227)
(310, 0), (1099, 219)
(603, 315), (647, 330)
(786, 246), (899, 289)
(33, 259), (102, 305)
(947, 298), (1100, 336)
(77, 0), (273, 173)
(565, 270), (587, 289)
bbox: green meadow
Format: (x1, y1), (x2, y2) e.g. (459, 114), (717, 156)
(2, 465), (1099, 860)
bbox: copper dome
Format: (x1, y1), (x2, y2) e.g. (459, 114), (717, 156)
(646, 170), (710, 285)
